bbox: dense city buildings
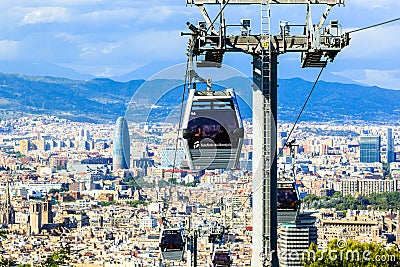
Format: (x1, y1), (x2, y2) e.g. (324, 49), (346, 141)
(0, 116), (400, 265)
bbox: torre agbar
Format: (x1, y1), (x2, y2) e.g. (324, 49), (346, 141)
(113, 116), (130, 170)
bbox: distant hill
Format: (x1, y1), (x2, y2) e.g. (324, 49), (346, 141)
(0, 73), (144, 123)
(278, 78), (400, 123)
(0, 61), (95, 80)
(0, 72), (399, 124)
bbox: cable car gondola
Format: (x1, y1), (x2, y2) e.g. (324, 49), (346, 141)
(159, 227), (185, 261)
(208, 223), (225, 244)
(182, 88), (244, 170)
(277, 181), (300, 224)
(212, 248), (233, 267)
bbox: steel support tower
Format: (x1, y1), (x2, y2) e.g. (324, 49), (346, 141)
(252, 53), (278, 266)
(184, 1), (349, 266)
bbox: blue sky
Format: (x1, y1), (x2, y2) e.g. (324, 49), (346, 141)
(0, 0), (399, 88)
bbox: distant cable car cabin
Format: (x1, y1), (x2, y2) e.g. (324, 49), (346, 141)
(182, 88), (244, 170)
(159, 228), (185, 261)
(212, 248), (233, 267)
(277, 181), (300, 224)
(209, 225), (225, 244)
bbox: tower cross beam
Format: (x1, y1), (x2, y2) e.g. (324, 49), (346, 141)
(193, 33), (347, 55)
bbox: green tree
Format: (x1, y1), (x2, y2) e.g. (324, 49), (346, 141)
(124, 176), (154, 188)
(304, 192), (400, 211)
(332, 192), (342, 198)
(127, 200), (148, 208)
(0, 241), (71, 267)
(303, 239), (400, 267)
(186, 181), (197, 187)
(100, 200), (117, 206)
(14, 151), (25, 159)
(168, 178), (177, 185)
(0, 230), (6, 251)
(56, 166), (66, 171)
(0, 230), (6, 240)
(41, 244), (71, 267)
(48, 188), (60, 194)
(0, 257), (16, 267)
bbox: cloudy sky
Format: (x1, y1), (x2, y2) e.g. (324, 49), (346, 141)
(0, 0), (399, 88)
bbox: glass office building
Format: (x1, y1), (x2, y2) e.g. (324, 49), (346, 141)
(360, 135), (381, 163)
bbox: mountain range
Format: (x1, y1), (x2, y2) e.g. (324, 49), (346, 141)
(0, 72), (399, 124)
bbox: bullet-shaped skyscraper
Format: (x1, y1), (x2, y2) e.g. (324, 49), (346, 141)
(113, 116), (130, 170)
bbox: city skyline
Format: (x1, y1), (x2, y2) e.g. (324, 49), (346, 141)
(0, 1), (400, 266)
(1, 115), (400, 265)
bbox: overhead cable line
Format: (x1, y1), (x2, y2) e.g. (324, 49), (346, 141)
(284, 63), (326, 148)
(243, 15), (400, 219)
(171, 59), (190, 181)
(283, 17), (400, 148)
(347, 17), (400, 34)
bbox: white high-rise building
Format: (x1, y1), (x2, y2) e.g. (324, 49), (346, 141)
(278, 212), (317, 267)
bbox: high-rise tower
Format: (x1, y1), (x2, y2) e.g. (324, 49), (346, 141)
(387, 128), (395, 164)
(360, 135), (381, 163)
(278, 212), (318, 267)
(29, 202), (42, 235)
(0, 181), (15, 225)
(41, 200), (53, 225)
(113, 116), (130, 170)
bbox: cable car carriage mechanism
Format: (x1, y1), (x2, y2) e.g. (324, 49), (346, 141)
(182, 79), (244, 170)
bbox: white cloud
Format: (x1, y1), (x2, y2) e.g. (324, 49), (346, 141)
(77, 5), (187, 26)
(49, 0), (105, 5)
(0, 40), (20, 60)
(352, 0), (400, 9)
(66, 29), (187, 76)
(126, 30), (187, 61)
(80, 8), (136, 22)
(340, 25), (400, 60)
(79, 47), (96, 57)
(0, 0), (399, 79)
(357, 70), (400, 90)
(55, 32), (80, 43)
(0, 2), (193, 76)
(332, 69), (400, 90)
(101, 43), (119, 54)
(20, 7), (69, 25)
(135, 6), (186, 24)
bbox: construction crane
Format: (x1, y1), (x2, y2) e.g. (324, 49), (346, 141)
(182, 1), (348, 266)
